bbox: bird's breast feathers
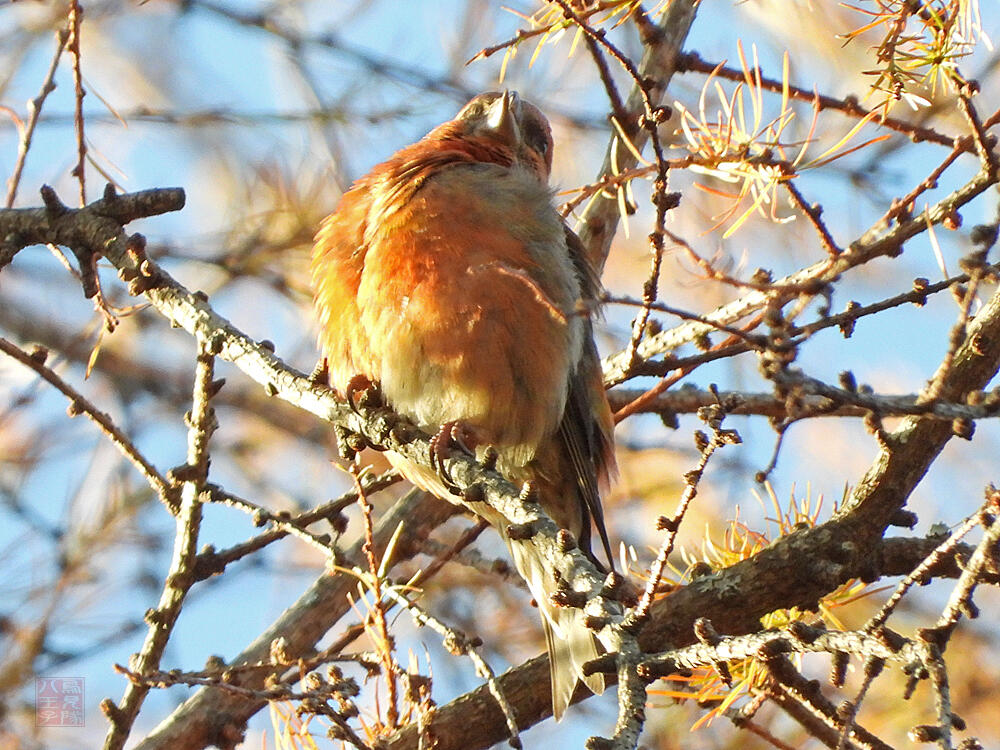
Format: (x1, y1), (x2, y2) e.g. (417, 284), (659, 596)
(321, 160), (585, 466)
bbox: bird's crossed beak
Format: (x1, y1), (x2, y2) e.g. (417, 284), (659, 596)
(486, 90), (520, 145)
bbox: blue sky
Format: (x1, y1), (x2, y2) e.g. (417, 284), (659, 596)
(2, 1), (999, 747)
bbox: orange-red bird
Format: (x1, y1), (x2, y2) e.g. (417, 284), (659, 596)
(311, 91), (615, 719)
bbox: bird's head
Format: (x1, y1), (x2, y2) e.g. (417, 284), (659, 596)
(451, 91), (554, 180)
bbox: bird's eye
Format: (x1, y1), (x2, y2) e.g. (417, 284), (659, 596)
(523, 119), (550, 156)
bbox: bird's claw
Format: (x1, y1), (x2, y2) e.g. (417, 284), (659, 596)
(344, 374), (383, 415)
(308, 358), (330, 385)
(429, 421), (476, 495)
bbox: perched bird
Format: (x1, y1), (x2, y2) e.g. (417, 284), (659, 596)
(311, 91), (616, 719)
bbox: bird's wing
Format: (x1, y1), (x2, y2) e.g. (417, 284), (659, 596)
(559, 226), (617, 568)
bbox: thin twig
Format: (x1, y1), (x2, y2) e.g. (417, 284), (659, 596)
(784, 179), (842, 257)
(5, 28), (69, 208)
(551, 0), (677, 382)
(192, 472), (400, 579)
(612, 315), (764, 421)
(204, 485), (341, 558)
(922, 268), (983, 402)
(114, 664), (357, 703)
(408, 519), (490, 587)
(382, 588), (522, 749)
(352, 465), (401, 730)
(634, 403), (739, 618)
(955, 87), (998, 173)
(836, 656), (885, 750)
(603, 291), (767, 343)
(764, 654), (891, 750)
(103, 343), (218, 750)
(606, 385), (1000, 422)
(917, 640), (955, 750)
(866, 509), (986, 632)
(67, 0), (87, 206)
(933, 489), (1000, 636)
(0, 336), (175, 508)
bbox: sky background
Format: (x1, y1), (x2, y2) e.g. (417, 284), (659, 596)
(1, 1), (999, 748)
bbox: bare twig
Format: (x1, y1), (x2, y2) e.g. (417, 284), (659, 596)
(192, 472), (399, 579)
(66, 0), (87, 206)
(352, 465), (401, 730)
(550, 0), (679, 391)
(114, 664), (357, 704)
(923, 267), (983, 403)
(382, 588), (522, 749)
(635, 401), (740, 618)
(203, 484), (342, 558)
(866, 508), (988, 632)
(784, 179), (842, 257)
(0, 337), (174, 507)
(5, 28), (69, 208)
(606, 385), (1000, 421)
(764, 654), (891, 750)
(408, 519), (491, 587)
(103, 343), (218, 750)
(575, 0), (701, 273)
(836, 656), (885, 750)
(933, 489), (1000, 637)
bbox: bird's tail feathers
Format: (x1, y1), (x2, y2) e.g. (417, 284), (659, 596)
(502, 525), (605, 721)
(383, 456), (604, 719)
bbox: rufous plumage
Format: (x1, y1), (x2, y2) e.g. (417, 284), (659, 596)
(311, 91), (616, 719)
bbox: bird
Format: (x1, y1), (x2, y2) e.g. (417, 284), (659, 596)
(310, 90), (616, 720)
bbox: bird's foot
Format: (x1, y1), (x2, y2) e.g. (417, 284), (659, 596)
(334, 375), (386, 457)
(308, 357), (330, 385)
(344, 374), (383, 414)
(429, 421), (478, 495)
